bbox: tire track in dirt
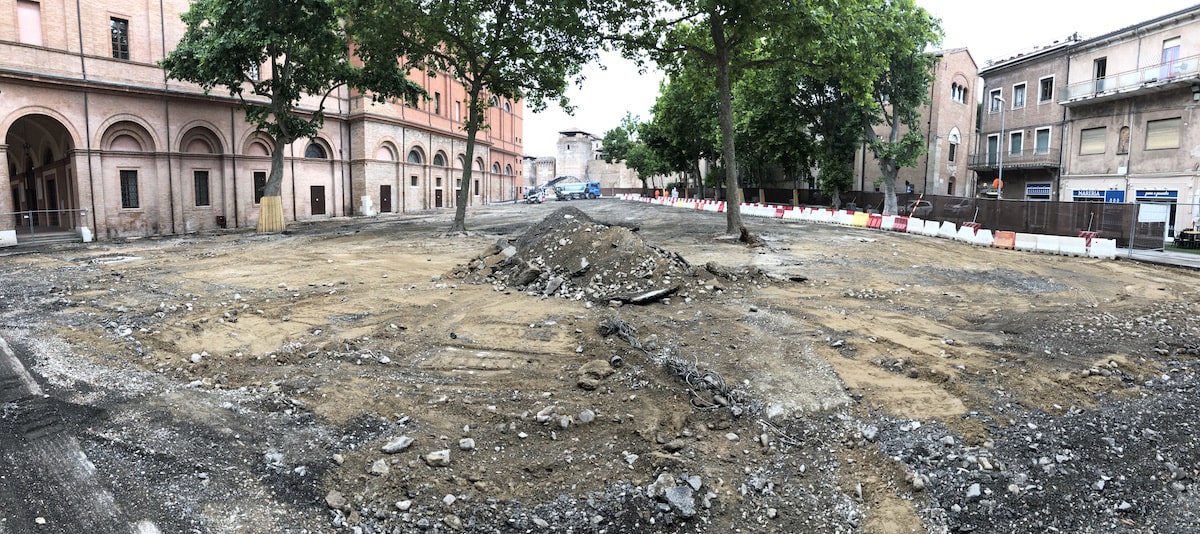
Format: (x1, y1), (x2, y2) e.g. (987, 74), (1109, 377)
(0, 336), (160, 533)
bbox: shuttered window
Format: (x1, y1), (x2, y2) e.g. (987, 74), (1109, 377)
(1079, 127), (1106, 155)
(1145, 118), (1181, 150)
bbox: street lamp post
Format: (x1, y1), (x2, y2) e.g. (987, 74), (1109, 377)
(994, 95), (1006, 198)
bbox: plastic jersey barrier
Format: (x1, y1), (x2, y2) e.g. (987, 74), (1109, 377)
(993, 231), (1016, 249)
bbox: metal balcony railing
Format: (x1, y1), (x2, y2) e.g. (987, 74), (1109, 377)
(966, 147), (1062, 171)
(1062, 55), (1200, 103)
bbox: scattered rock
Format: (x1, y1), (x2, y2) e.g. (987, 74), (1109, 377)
(369, 458), (389, 476)
(382, 436), (414, 453)
(424, 449), (451, 467)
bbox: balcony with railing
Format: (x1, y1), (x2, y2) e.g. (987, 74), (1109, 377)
(967, 147), (1062, 172)
(1061, 55), (1200, 104)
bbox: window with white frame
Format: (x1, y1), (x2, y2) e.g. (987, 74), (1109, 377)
(1012, 83), (1026, 108)
(1009, 131), (1023, 155)
(989, 89), (1002, 112)
(1038, 76), (1054, 103)
(1035, 127), (1051, 154)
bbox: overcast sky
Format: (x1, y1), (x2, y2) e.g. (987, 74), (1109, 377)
(522, 1), (1200, 157)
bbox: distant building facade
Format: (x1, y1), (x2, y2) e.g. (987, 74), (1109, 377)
(529, 129), (640, 190)
(972, 37), (1077, 201)
(976, 5), (1200, 235)
(1, 0), (523, 246)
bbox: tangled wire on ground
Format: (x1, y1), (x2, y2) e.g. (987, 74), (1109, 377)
(598, 317), (749, 414)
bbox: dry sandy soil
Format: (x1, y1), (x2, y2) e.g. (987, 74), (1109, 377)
(1, 199), (1198, 533)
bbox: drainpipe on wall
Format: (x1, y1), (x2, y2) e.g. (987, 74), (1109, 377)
(230, 107), (238, 228)
(159, 0), (176, 235)
(75, 0), (98, 232)
(164, 99), (176, 235)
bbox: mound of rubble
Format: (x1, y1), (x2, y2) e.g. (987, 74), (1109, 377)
(451, 207), (762, 303)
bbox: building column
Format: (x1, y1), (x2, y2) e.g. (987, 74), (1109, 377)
(0, 145), (14, 245)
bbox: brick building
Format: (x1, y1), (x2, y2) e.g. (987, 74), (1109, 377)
(856, 48), (979, 198)
(0, 0), (523, 246)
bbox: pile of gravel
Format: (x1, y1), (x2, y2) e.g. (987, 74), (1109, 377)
(451, 207), (700, 303)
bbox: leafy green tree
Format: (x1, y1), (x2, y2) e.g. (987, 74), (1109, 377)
(641, 62), (719, 197)
(162, 0), (422, 233)
(347, 0), (606, 233)
(822, 0), (941, 215)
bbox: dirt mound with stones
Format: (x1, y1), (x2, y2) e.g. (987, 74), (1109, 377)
(451, 207), (742, 304)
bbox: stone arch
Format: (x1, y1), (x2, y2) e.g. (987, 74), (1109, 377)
(101, 120), (157, 152)
(375, 141), (398, 161)
(505, 164), (513, 175)
(177, 121), (227, 154)
(433, 151), (448, 166)
(407, 145), (426, 164)
(0, 106), (83, 152)
(95, 114), (160, 153)
(491, 161), (500, 174)
(5, 111), (81, 234)
(304, 138), (331, 159)
(240, 131), (274, 156)
(474, 157), (484, 171)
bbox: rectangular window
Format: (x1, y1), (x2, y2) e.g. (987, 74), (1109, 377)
(1038, 76), (1054, 103)
(1079, 127), (1106, 155)
(119, 170), (139, 208)
(253, 171), (266, 204)
(473, 179), (479, 195)
(1009, 131), (1023, 155)
(1146, 118), (1182, 150)
(1035, 127), (1051, 154)
(989, 89), (1002, 112)
(986, 134), (999, 165)
(410, 175), (418, 187)
(436, 177), (442, 187)
(193, 170), (210, 206)
(1012, 83), (1026, 108)
(110, 17), (129, 60)
(455, 101), (461, 121)
(948, 142), (957, 162)
(434, 92), (441, 115)
(1093, 57), (1108, 92)
(17, 0), (43, 46)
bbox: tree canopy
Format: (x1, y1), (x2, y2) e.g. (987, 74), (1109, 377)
(613, 0), (941, 217)
(346, 0), (608, 232)
(162, 0), (422, 232)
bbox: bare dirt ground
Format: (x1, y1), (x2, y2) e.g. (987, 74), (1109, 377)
(1, 199), (1198, 533)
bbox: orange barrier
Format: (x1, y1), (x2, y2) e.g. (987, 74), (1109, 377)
(992, 231), (1016, 249)
(867, 214), (882, 229)
(892, 216), (909, 232)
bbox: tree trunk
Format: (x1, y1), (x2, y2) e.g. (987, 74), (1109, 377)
(450, 87), (483, 233)
(711, 16), (742, 235)
(257, 136), (289, 233)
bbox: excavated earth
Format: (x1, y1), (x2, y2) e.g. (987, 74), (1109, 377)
(0, 199), (1197, 534)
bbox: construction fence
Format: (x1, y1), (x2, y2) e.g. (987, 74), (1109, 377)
(605, 187), (1199, 250)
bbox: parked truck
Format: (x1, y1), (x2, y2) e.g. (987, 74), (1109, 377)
(554, 181), (601, 201)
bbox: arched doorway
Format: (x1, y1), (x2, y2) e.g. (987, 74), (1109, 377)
(6, 114), (78, 241)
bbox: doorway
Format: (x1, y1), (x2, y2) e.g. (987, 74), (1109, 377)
(380, 185), (392, 213)
(435, 189), (443, 208)
(311, 186), (326, 215)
